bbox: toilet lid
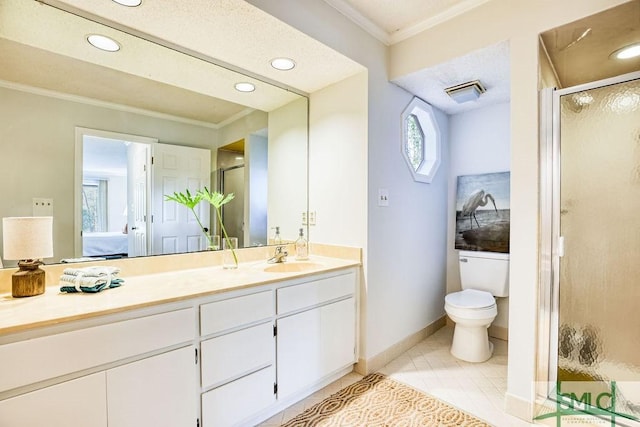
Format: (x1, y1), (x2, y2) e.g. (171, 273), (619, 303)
(445, 289), (495, 309)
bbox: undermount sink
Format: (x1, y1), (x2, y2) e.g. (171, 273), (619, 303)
(263, 262), (324, 273)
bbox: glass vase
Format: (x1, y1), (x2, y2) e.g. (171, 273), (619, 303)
(222, 237), (238, 269)
(208, 235), (220, 251)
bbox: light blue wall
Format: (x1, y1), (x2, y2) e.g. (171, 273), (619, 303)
(247, 0), (450, 359)
(447, 102), (511, 329)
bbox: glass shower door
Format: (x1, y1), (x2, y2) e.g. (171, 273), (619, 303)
(556, 76), (640, 421)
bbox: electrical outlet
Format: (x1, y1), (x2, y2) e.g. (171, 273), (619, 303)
(33, 198), (53, 216)
(378, 189), (389, 207)
(309, 211), (316, 225)
(302, 211), (308, 225)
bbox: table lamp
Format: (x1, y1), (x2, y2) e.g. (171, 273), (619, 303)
(2, 217), (53, 297)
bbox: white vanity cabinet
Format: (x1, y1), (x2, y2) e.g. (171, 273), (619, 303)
(0, 307), (197, 427)
(199, 290), (276, 427)
(0, 264), (359, 427)
(0, 347), (197, 427)
(276, 271), (357, 400)
(197, 269), (358, 426)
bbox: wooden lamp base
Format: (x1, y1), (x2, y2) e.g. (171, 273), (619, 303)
(12, 260), (45, 298)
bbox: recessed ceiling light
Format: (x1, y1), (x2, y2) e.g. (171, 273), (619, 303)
(234, 82), (255, 93)
(270, 57), (296, 71)
(112, 0), (142, 6)
(611, 42), (640, 60)
(87, 34), (120, 52)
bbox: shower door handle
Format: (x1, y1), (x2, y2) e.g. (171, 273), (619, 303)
(557, 236), (565, 257)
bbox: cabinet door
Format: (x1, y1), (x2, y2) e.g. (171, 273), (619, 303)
(0, 373), (107, 427)
(107, 346), (197, 427)
(277, 297), (355, 399)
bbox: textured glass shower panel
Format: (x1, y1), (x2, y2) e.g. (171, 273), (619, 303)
(558, 79), (640, 413)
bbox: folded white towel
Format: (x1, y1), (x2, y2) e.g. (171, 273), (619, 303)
(59, 266), (120, 292)
(63, 266), (120, 278)
(60, 275), (107, 287)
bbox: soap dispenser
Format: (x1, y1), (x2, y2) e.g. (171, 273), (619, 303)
(272, 226), (282, 245)
(295, 228), (309, 260)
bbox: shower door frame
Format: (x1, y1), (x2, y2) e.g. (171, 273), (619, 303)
(536, 70), (640, 401)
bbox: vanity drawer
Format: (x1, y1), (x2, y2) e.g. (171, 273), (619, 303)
(0, 308), (195, 393)
(200, 290), (273, 336)
(202, 365), (275, 427)
(201, 322), (274, 388)
(277, 271), (355, 314)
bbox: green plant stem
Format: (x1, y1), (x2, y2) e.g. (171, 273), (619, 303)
(215, 206), (238, 265)
(190, 207), (214, 249)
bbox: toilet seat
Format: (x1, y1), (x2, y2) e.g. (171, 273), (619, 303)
(445, 289), (495, 309)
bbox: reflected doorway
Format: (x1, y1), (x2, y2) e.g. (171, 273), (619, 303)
(77, 129), (154, 259)
(219, 165), (245, 248)
(217, 130), (268, 248)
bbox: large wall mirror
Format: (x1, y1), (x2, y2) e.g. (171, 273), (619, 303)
(0, 0), (309, 267)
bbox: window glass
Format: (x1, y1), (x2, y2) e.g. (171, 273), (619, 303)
(405, 114), (424, 171)
(82, 180), (108, 232)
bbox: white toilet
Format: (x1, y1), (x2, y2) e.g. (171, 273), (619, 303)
(444, 250), (509, 363)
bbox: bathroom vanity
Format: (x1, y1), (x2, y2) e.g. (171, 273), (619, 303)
(0, 256), (359, 427)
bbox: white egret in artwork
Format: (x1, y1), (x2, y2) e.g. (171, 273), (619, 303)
(461, 190), (498, 229)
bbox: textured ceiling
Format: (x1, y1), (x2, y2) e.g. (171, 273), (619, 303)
(1, 0), (364, 127)
(324, 0), (511, 115)
(0, 38), (248, 125)
(540, 0), (640, 88)
(42, 0), (365, 94)
(392, 41), (510, 115)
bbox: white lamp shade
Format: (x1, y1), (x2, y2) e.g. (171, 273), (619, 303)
(2, 217), (54, 261)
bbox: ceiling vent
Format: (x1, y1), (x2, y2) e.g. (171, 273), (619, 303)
(444, 80), (486, 103)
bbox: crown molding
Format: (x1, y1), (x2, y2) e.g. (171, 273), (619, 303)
(389, 0), (492, 44)
(322, 0), (391, 45)
(323, 0), (491, 46)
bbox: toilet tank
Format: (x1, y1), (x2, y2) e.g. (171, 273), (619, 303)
(459, 250), (509, 297)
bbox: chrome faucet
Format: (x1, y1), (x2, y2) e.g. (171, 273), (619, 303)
(268, 245), (288, 264)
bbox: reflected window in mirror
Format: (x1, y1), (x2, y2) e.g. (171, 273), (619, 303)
(82, 180), (108, 233)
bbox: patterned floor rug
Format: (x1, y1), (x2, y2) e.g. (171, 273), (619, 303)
(282, 373), (492, 427)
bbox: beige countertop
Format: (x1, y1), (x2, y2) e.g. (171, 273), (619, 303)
(0, 255), (360, 336)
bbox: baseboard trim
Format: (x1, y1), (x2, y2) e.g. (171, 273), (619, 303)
(355, 316), (446, 375)
(489, 324), (508, 341)
(505, 391), (534, 422)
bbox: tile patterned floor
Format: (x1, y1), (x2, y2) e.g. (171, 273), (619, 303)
(260, 325), (535, 426)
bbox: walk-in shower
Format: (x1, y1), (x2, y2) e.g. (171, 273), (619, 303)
(539, 72), (640, 425)
(536, 2), (640, 423)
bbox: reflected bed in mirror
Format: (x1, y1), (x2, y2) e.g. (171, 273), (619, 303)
(0, 0), (308, 267)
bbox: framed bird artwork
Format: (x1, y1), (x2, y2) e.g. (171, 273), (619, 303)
(455, 171), (510, 253)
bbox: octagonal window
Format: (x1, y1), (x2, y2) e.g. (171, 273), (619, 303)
(401, 97), (441, 183)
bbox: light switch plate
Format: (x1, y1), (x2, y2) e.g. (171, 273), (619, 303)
(33, 198), (53, 216)
(378, 189), (389, 207)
